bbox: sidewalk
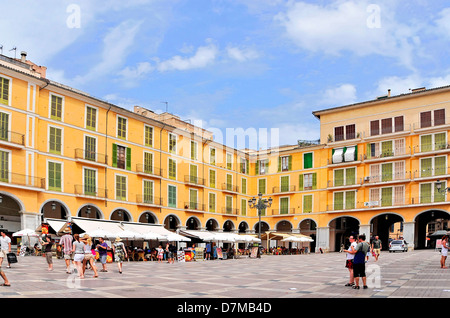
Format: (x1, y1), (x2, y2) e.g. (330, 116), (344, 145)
(0, 249), (449, 298)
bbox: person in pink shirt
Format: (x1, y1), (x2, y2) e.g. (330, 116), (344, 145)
(60, 228), (74, 274)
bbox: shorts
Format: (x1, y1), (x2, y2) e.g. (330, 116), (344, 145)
(0, 250), (8, 259)
(100, 254), (107, 264)
(46, 252), (53, 264)
(74, 253), (85, 262)
(64, 252), (73, 260)
(373, 248), (381, 255)
(84, 254), (95, 261)
(353, 263), (366, 277)
(345, 259), (353, 269)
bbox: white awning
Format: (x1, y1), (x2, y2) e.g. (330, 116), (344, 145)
(344, 146), (356, 162)
(36, 218), (67, 235)
(332, 148), (344, 163)
(69, 218), (123, 236)
(179, 230), (216, 241)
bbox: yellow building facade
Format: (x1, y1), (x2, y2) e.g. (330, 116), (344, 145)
(1, 53), (449, 252)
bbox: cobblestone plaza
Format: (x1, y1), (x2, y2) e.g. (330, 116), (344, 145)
(1, 249), (449, 299)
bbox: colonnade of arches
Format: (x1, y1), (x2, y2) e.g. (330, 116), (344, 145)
(1, 190), (449, 251)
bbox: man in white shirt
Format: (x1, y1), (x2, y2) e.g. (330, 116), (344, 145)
(343, 235), (357, 287)
(0, 231), (12, 269)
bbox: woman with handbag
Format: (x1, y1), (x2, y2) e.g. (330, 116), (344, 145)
(112, 237), (127, 274)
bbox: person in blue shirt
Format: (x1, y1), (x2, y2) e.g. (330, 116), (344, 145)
(205, 243), (211, 260)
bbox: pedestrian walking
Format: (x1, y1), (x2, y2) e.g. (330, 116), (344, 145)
(0, 231), (12, 269)
(60, 228), (74, 273)
(343, 235), (357, 287)
(156, 245), (164, 263)
(166, 242), (174, 264)
(81, 234), (98, 278)
(205, 242), (211, 260)
(0, 264), (10, 287)
(112, 237), (127, 274)
(372, 235), (382, 261)
(350, 234), (370, 289)
(97, 237), (108, 272)
(71, 234), (85, 279)
(42, 236), (54, 271)
(440, 235), (449, 269)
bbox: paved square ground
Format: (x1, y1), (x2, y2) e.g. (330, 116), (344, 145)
(1, 249), (449, 299)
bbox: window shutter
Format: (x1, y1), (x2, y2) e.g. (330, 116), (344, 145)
(126, 147), (131, 170)
(312, 173), (317, 190)
(278, 157), (281, 172)
(112, 143), (117, 167)
(288, 155), (292, 171)
(420, 111), (432, 128)
(434, 109), (445, 126)
(255, 160), (259, 175)
(246, 159), (249, 175)
(299, 174), (304, 191)
(370, 120), (379, 136)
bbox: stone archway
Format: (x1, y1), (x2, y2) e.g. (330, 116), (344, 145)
(138, 212), (158, 224)
(186, 216), (201, 230)
(110, 209), (132, 222)
(328, 216), (360, 252)
(164, 214), (180, 231)
(0, 192), (24, 235)
(370, 212), (405, 250)
(414, 209), (450, 249)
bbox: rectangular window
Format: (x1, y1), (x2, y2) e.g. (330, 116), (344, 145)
(241, 199), (247, 216)
(143, 180), (154, 204)
(190, 164), (198, 183)
(280, 197), (289, 214)
(50, 95), (63, 121)
(168, 158), (177, 180)
(280, 156), (291, 171)
(258, 178), (266, 195)
(189, 189), (198, 209)
(115, 175), (127, 200)
(240, 158), (247, 174)
(299, 172), (316, 191)
(210, 148), (216, 165)
(144, 152), (153, 174)
(394, 116), (404, 132)
(258, 159), (268, 175)
(117, 116), (127, 139)
(112, 144), (127, 169)
(49, 127), (62, 154)
(225, 196), (233, 213)
(209, 193), (216, 212)
(86, 106), (97, 131)
(226, 153), (232, 170)
(169, 133), (177, 154)
(420, 156), (447, 177)
(346, 124), (356, 140)
(280, 175), (289, 192)
(381, 187), (392, 206)
(145, 126), (153, 147)
(0, 77), (9, 105)
(421, 111), (432, 128)
(226, 174), (232, 191)
(0, 150), (9, 182)
(0, 112), (9, 141)
(434, 109), (445, 126)
(335, 126), (344, 141)
(191, 141), (197, 160)
(85, 136), (96, 161)
(84, 168), (96, 196)
(209, 169), (216, 188)
(303, 153), (313, 169)
(381, 118), (392, 134)
(241, 178), (247, 194)
(370, 120), (379, 136)
(303, 195), (313, 213)
(48, 161), (62, 191)
(168, 185), (177, 208)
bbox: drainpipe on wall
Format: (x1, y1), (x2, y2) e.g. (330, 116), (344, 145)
(105, 105), (112, 207)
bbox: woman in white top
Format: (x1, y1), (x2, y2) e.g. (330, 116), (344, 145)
(441, 235), (449, 269)
(71, 234), (85, 278)
(343, 236), (357, 286)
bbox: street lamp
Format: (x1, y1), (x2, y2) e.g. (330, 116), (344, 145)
(248, 193), (272, 257)
(436, 180), (449, 193)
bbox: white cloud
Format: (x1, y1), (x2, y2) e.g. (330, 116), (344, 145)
(226, 46), (259, 62)
(321, 84), (357, 106)
(275, 0), (418, 68)
(156, 43), (219, 72)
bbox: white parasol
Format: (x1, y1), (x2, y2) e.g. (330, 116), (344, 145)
(13, 229), (39, 237)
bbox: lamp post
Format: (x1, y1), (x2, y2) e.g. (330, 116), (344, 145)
(248, 193), (272, 257)
(436, 180), (449, 193)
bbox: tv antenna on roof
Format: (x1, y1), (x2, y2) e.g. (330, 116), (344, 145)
(0, 45), (3, 55)
(9, 46), (17, 58)
(161, 101), (168, 113)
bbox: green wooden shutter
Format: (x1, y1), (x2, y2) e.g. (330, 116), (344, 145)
(420, 158), (432, 177)
(334, 192), (344, 210)
(312, 173), (317, 190)
(435, 132), (446, 150)
(381, 163), (393, 181)
(0, 112), (8, 141)
(381, 187), (392, 206)
(288, 155), (292, 171)
(303, 195), (312, 213)
(304, 153), (313, 169)
(112, 144), (117, 167)
(435, 181), (445, 202)
(421, 135), (432, 152)
(334, 169), (344, 186)
(246, 159), (249, 175)
(255, 160), (259, 175)
(420, 183), (431, 203)
(345, 191), (355, 210)
(0, 77), (9, 105)
(278, 157), (281, 172)
(126, 147), (131, 170)
(299, 174), (304, 191)
(345, 168), (356, 185)
(281, 176), (289, 192)
(381, 141), (393, 157)
(435, 156), (446, 176)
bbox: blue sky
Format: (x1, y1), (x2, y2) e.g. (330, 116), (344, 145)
(2, 0), (450, 149)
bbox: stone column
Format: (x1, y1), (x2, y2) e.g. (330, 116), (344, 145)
(359, 224), (371, 240)
(316, 227), (330, 253)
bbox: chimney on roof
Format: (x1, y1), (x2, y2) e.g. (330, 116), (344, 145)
(20, 51), (27, 63)
(387, 89), (391, 97)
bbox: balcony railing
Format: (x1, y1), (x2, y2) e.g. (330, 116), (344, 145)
(271, 208), (296, 215)
(136, 195), (163, 206)
(74, 149), (107, 165)
(136, 164), (163, 177)
(222, 183), (239, 193)
(0, 129), (25, 147)
(0, 171), (45, 189)
(184, 202), (206, 211)
(184, 175), (205, 186)
(222, 207), (239, 215)
(272, 185), (296, 193)
(74, 184), (109, 198)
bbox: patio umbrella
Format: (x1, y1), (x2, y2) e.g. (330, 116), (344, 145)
(281, 236), (302, 242)
(13, 229), (39, 237)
